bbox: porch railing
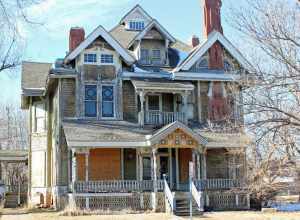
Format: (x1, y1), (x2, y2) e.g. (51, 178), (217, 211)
(144, 111), (185, 125)
(163, 174), (175, 213)
(191, 181), (204, 211)
(195, 179), (243, 190)
(74, 180), (164, 193)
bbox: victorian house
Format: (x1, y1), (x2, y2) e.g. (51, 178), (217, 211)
(21, 0), (252, 215)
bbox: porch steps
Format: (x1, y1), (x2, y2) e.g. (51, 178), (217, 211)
(174, 193), (202, 216)
(4, 194), (19, 208)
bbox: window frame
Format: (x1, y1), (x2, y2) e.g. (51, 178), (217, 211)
(151, 49), (161, 65)
(84, 84), (98, 118)
(128, 20), (145, 31)
(100, 54), (114, 64)
(140, 48), (150, 65)
(33, 102), (46, 133)
(83, 53), (97, 64)
(101, 84), (116, 119)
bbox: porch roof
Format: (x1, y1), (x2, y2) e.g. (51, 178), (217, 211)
(131, 79), (194, 92)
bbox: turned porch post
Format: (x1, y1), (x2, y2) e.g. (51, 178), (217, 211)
(138, 91), (145, 127)
(71, 149), (77, 191)
(182, 91), (189, 124)
(202, 149), (207, 180)
(151, 148), (158, 210)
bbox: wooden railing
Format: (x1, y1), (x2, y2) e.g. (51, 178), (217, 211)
(163, 175), (175, 213)
(74, 180), (164, 193)
(144, 111), (185, 125)
(195, 179), (243, 190)
(191, 181), (203, 211)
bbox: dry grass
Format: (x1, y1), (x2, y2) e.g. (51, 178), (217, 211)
(1, 210), (300, 220)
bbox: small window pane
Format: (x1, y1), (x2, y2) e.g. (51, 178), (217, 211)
(141, 49), (150, 64)
(84, 54), (97, 63)
(101, 54), (113, 64)
(102, 102), (114, 117)
(102, 86), (114, 118)
(85, 85), (97, 100)
(143, 157), (151, 180)
(148, 95), (160, 111)
(102, 86), (113, 101)
(152, 49), (161, 65)
(85, 101), (97, 117)
(129, 21), (145, 30)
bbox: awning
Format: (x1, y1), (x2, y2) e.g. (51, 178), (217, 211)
(131, 79), (194, 92)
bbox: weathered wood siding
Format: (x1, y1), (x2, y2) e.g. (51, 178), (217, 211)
(124, 149), (137, 180)
(122, 81), (138, 122)
(206, 149), (229, 179)
(179, 148), (192, 182)
(200, 82), (209, 122)
(62, 79), (76, 118)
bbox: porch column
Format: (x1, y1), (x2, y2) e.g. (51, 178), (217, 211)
(151, 148), (157, 210)
(138, 91), (145, 127)
(168, 148), (173, 188)
(71, 149), (77, 191)
(84, 151), (90, 209)
(192, 149), (196, 179)
(202, 150), (207, 180)
(196, 152), (201, 180)
(182, 92), (189, 124)
(175, 148), (179, 189)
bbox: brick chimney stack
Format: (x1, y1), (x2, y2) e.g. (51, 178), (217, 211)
(69, 27), (85, 52)
(191, 35), (200, 48)
(202, 0), (223, 69)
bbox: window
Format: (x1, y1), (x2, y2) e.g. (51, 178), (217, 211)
(100, 54), (114, 64)
(129, 21), (145, 31)
(85, 85), (97, 117)
(84, 53), (97, 63)
(102, 85), (114, 118)
(142, 157), (151, 180)
(34, 103), (45, 133)
(224, 59), (234, 72)
(140, 49), (150, 64)
(147, 95), (160, 111)
(152, 49), (161, 65)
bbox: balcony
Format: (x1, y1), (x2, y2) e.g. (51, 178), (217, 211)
(143, 111), (185, 126)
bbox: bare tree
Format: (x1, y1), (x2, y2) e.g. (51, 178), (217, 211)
(0, 0), (42, 73)
(226, 0), (300, 205)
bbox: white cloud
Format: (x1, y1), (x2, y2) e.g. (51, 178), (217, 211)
(21, 0), (135, 39)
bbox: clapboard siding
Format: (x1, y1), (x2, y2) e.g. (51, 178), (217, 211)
(123, 81), (138, 122)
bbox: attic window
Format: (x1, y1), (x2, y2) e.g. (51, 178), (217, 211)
(101, 54), (114, 64)
(84, 53), (97, 63)
(129, 21), (145, 31)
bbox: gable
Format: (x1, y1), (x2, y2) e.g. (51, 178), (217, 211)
(174, 31), (251, 72)
(120, 5), (152, 26)
(64, 25), (135, 65)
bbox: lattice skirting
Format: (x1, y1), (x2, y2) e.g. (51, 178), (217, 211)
(73, 193), (165, 212)
(206, 191), (249, 211)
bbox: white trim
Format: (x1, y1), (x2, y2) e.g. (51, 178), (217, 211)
(119, 5), (153, 25)
(173, 72), (240, 81)
(128, 20), (176, 48)
(65, 25), (135, 65)
(174, 31), (251, 72)
(69, 141), (151, 148)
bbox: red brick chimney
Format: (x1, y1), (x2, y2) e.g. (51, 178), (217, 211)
(191, 35), (200, 48)
(203, 0), (223, 69)
(69, 27), (85, 52)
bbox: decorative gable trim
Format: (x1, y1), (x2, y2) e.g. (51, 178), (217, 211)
(174, 31), (251, 72)
(119, 4), (153, 25)
(147, 121), (207, 146)
(127, 19), (176, 48)
(65, 25), (136, 65)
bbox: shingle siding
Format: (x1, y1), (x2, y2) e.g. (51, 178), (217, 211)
(62, 79), (76, 118)
(122, 81), (138, 122)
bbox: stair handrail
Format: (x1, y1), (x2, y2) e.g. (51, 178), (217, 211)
(163, 174), (175, 212)
(191, 180), (204, 212)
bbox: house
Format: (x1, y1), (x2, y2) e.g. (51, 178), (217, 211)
(21, 0), (252, 214)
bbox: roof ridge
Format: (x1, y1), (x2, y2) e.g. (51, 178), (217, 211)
(22, 61), (52, 65)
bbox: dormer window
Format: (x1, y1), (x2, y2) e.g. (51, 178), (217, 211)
(152, 49), (161, 65)
(129, 21), (145, 31)
(84, 53), (97, 63)
(100, 54), (114, 64)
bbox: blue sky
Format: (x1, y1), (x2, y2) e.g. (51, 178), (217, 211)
(0, 0), (244, 105)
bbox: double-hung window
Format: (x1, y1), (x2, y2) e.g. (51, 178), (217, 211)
(85, 85), (97, 117)
(34, 103), (46, 133)
(140, 49), (150, 65)
(152, 49), (161, 65)
(102, 85), (114, 118)
(84, 53), (97, 63)
(100, 54), (114, 64)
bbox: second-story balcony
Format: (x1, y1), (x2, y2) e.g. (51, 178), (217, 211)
(144, 111), (185, 125)
(131, 79), (195, 127)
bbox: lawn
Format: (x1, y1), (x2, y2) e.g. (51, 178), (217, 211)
(1, 210), (300, 220)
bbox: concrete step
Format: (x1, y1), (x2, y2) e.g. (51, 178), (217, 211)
(4, 195), (19, 208)
(174, 197), (202, 216)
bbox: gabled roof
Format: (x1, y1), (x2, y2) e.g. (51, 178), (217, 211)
(174, 31), (251, 72)
(64, 25), (136, 65)
(110, 24), (140, 49)
(148, 121), (207, 146)
(119, 4), (153, 25)
(21, 61), (52, 92)
(128, 20), (176, 48)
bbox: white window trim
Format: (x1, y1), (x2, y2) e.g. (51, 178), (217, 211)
(33, 102), (46, 134)
(83, 53), (97, 64)
(100, 53), (114, 65)
(100, 84), (117, 120)
(127, 20), (145, 31)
